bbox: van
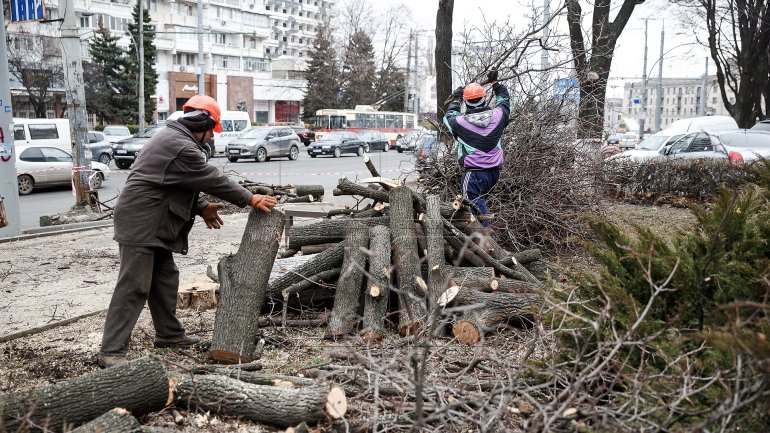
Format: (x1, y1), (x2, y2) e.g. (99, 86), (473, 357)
(668, 115), (738, 133)
(12, 118), (72, 152)
(168, 110), (251, 155)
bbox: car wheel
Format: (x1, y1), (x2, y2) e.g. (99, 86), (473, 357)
(289, 145), (299, 160)
(383, 144), (389, 152)
(357, 146), (364, 156)
(228, 156), (239, 163)
(333, 147), (341, 158)
(256, 147), (267, 162)
(17, 174), (34, 195)
(115, 159), (131, 170)
(98, 153), (111, 165)
(397, 149), (403, 153)
(90, 172), (103, 189)
(310, 154), (317, 158)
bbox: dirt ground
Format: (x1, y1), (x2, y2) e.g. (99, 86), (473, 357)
(0, 202), (694, 432)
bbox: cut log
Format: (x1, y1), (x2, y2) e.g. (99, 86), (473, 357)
(351, 207), (387, 218)
(363, 155), (382, 178)
(424, 195), (449, 311)
(287, 216), (389, 250)
(414, 222), (428, 258)
(211, 208), (284, 364)
(281, 268), (341, 299)
(284, 195), (315, 204)
(444, 232), (486, 267)
(294, 184), (325, 199)
(335, 178), (390, 203)
(390, 186), (426, 335)
(278, 248), (299, 259)
(0, 357), (169, 433)
(326, 222), (369, 338)
(452, 267), (495, 281)
(300, 243), (341, 255)
(176, 282), (218, 311)
(358, 176), (404, 190)
(500, 249), (543, 267)
(268, 245), (345, 300)
(197, 369), (317, 388)
(441, 288), (541, 345)
(327, 205), (370, 218)
(361, 225), (391, 342)
(171, 373), (346, 428)
(491, 279), (540, 293)
(524, 260), (550, 281)
(69, 408), (141, 433)
(244, 185), (275, 196)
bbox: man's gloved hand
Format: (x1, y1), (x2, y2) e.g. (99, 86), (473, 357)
(201, 203), (225, 229)
(250, 194), (278, 213)
(487, 69), (499, 83)
(451, 86), (464, 101)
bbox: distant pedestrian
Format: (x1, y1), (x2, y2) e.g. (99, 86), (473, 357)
(97, 95), (277, 368)
(443, 70), (510, 227)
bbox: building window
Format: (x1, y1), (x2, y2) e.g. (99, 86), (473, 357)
(283, 50), (287, 54)
(291, 36), (295, 42)
(266, 48), (271, 54)
(283, 36), (287, 41)
(283, 9), (287, 13)
(282, 22), (287, 27)
(79, 16), (91, 28)
(247, 38), (257, 49)
(266, 5), (269, 10)
(244, 57), (270, 71)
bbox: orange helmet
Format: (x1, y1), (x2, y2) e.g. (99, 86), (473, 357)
(182, 95), (222, 132)
(463, 83), (485, 101)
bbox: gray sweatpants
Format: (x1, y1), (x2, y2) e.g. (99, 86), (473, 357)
(100, 244), (185, 355)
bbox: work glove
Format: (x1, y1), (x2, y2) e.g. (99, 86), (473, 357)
(250, 194), (278, 213)
(451, 86), (464, 101)
(201, 203), (225, 229)
(487, 69), (499, 83)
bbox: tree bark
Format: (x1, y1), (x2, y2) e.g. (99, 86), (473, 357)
(363, 154), (382, 179)
(444, 231), (486, 267)
(435, 0), (455, 120)
(281, 268), (341, 299)
(284, 195), (315, 204)
(196, 370), (317, 388)
(335, 177), (390, 203)
(211, 209), (284, 364)
(268, 245), (345, 299)
(69, 408), (141, 433)
(0, 357), (169, 433)
(300, 243), (341, 255)
(294, 184), (325, 199)
(361, 225), (391, 342)
(176, 285), (217, 311)
(500, 249), (542, 267)
(287, 216), (389, 250)
(390, 186), (426, 335)
(451, 267), (495, 281)
(414, 222), (428, 258)
(326, 222), (369, 338)
(171, 373), (347, 427)
(424, 195), (449, 310)
(523, 260), (549, 282)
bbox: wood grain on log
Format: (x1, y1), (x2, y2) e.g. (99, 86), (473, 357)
(176, 283), (217, 311)
(0, 357), (169, 433)
(293, 184), (325, 199)
(499, 249), (542, 267)
(171, 373), (346, 427)
(326, 222), (369, 337)
(281, 268), (341, 299)
(414, 222), (428, 258)
(424, 196), (450, 311)
(268, 245), (345, 299)
(211, 208), (284, 364)
(287, 216), (389, 250)
(390, 186), (426, 335)
(300, 243), (341, 255)
(69, 408), (141, 433)
(361, 225), (391, 342)
(336, 178), (390, 203)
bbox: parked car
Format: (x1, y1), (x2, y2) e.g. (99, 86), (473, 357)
(395, 130), (422, 152)
(356, 130), (389, 152)
(658, 129), (770, 162)
(752, 119), (770, 132)
(291, 126), (316, 145)
(15, 145), (110, 195)
(618, 132), (639, 150)
(415, 133), (439, 172)
(225, 126), (301, 162)
(87, 131), (113, 165)
(307, 131), (366, 158)
(111, 125), (164, 169)
(606, 134), (622, 145)
(101, 125), (132, 143)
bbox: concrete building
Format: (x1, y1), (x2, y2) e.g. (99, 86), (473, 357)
(7, 0), (336, 125)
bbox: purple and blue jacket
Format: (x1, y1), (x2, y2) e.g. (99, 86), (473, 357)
(443, 83), (510, 170)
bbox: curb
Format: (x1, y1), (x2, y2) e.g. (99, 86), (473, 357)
(0, 220), (114, 244)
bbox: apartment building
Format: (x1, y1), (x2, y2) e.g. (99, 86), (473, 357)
(7, 0), (336, 124)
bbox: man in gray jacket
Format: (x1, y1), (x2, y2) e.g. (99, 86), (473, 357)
(98, 95), (276, 368)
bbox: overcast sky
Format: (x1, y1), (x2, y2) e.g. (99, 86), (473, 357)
(374, 0), (712, 99)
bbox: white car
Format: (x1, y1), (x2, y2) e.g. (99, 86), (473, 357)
(15, 145), (110, 195)
(101, 126), (133, 144)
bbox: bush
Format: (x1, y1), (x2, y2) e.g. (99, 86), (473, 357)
(94, 124), (105, 132)
(126, 124), (140, 134)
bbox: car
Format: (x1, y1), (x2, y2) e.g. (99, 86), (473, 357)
(356, 130), (389, 152)
(307, 131), (366, 157)
(659, 129), (770, 162)
(395, 130), (422, 152)
(618, 132), (639, 150)
(225, 126), (301, 162)
(101, 125), (133, 143)
(111, 125), (164, 169)
(291, 126), (316, 146)
(606, 134), (622, 145)
(15, 145), (110, 195)
(752, 119), (770, 132)
(87, 131), (113, 165)
(415, 133), (439, 172)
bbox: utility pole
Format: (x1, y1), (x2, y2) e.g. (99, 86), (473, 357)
(197, 0), (205, 94)
(403, 30), (412, 112)
(138, 0), (145, 129)
(654, 20), (664, 133)
(699, 57), (708, 116)
(541, 0), (550, 75)
(60, 0), (91, 207)
(639, 18), (648, 139)
(0, 12), (21, 237)
(413, 34), (420, 114)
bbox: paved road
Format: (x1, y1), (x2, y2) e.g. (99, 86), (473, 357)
(18, 148), (418, 229)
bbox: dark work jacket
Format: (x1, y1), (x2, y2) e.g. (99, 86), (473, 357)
(113, 121), (252, 254)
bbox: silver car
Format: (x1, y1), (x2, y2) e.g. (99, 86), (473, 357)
(225, 126), (302, 163)
(15, 145), (110, 195)
(657, 130), (770, 162)
(88, 131), (113, 165)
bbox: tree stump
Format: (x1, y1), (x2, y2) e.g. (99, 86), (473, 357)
(176, 282), (218, 311)
(390, 186), (426, 335)
(0, 357), (169, 433)
(361, 225), (391, 342)
(211, 208), (284, 364)
(69, 408), (141, 433)
(287, 216), (389, 250)
(326, 222), (369, 338)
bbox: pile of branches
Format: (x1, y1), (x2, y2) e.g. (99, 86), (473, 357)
(418, 97), (602, 251)
(603, 157), (749, 204)
(202, 181), (326, 215)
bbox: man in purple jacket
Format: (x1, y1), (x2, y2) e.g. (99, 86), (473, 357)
(443, 70), (510, 227)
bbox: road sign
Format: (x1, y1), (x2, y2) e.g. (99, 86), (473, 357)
(10, 0), (45, 22)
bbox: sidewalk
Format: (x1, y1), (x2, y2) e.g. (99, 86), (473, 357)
(0, 202), (341, 341)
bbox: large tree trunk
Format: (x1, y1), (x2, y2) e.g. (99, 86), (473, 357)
(211, 209), (284, 364)
(326, 222), (369, 338)
(390, 186), (426, 335)
(69, 408), (141, 433)
(435, 0), (455, 120)
(287, 216), (389, 250)
(268, 244), (345, 299)
(361, 225), (392, 342)
(171, 373), (346, 428)
(0, 357), (169, 433)
(424, 195), (448, 310)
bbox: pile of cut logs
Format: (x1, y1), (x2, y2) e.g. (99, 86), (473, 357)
(209, 157), (546, 364)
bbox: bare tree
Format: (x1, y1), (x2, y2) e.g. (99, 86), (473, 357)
(435, 0), (454, 120)
(372, 4), (412, 109)
(6, 34), (64, 118)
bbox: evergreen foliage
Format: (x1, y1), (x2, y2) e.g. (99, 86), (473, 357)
(126, 3), (158, 125)
(85, 22), (134, 124)
(373, 62), (406, 112)
(302, 23), (340, 125)
(339, 30), (376, 108)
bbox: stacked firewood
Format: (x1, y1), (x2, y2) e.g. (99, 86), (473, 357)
(201, 181), (326, 215)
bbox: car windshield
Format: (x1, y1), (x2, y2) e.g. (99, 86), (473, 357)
(104, 127), (129, 135)
(136, 127), (161, 138)
(239, 128), (269, 139)
(416, 135), (437, 147)
(636, 134), (671, 150)
(320, 132), (345, 141)
(358, 131), (376, 139)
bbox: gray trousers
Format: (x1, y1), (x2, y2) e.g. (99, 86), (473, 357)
(100, 244), (185, 355)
